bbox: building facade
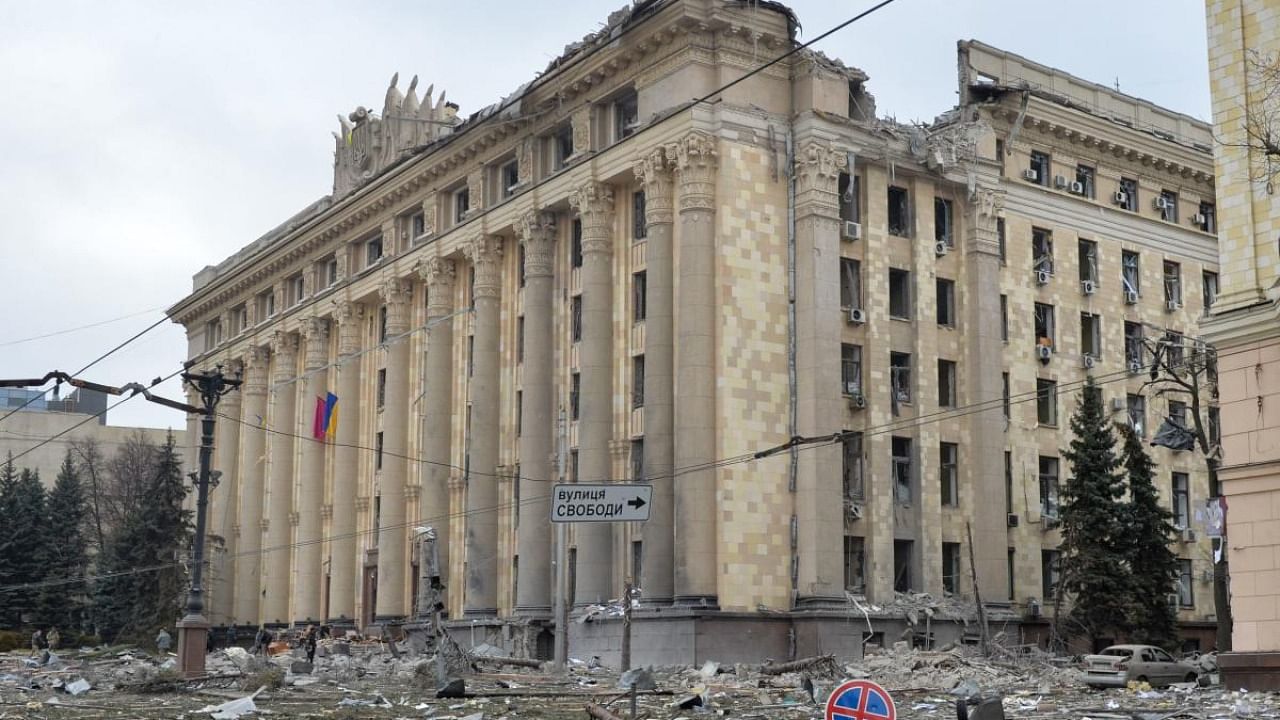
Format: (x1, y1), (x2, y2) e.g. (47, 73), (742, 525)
(1201, 0), (1280, 690)
(168, 0), (1220, 662)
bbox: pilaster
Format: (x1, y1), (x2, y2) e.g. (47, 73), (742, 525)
(465, 237), (504, 616)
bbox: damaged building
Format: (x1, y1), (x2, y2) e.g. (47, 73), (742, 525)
(166, 0), (1221, 664)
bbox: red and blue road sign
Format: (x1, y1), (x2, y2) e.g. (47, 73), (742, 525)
(826, 679), (897, 720)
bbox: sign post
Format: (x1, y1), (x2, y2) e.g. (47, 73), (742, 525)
(826, 679), (896, 720)
(551, 483), (653, 523)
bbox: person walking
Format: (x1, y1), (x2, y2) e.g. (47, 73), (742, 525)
(155, 628), (172, 655)
(46, 628), (60, 651)
(224, 625), (236, 650)
(304, 625), (318, 664)
(29, 629), (44, 657)
(252, 626), (270, 657)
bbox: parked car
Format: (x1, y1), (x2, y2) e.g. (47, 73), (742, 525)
(1082, 644), (1200, 688)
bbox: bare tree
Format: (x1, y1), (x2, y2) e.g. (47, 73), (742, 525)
(70, 438), (107, 552)
(1224, 50), (1280, 189)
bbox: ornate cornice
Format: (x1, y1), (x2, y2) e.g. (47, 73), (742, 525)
(420, 257), (457, 316)
(569, 182), (616, 256)
(634, 148), (675, 227)
(519, 211), (557, 278)
(467, 236), (504, 300)
(380, 274), (414, 334)
(671, 131), (717, 212)
(302, 317), (331, 369)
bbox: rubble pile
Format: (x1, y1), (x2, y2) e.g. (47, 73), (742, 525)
(3, 637), (1279, 719)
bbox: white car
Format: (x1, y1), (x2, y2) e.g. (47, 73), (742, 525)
(1083, 644), (1200, 688)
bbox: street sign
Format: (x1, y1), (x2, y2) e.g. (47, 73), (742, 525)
(551, 483), (652, 523)
(826, 679), (896, 720)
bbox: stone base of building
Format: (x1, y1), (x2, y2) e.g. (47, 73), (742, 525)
(1219, 652), (1280, 691)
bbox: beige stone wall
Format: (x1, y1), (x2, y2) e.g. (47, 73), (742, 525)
(0, 410), (184, 487)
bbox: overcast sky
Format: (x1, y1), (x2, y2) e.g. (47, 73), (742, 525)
(0, 0), (1211, 434)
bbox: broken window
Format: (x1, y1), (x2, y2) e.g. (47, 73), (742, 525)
(1000, 294), (1009, 342)
(848, 79), (874, 121)
(1165, 330), (1185, 368)
(940, 442), (959, 507)
(1041, 549), (1061, 600)
(1125, 322), (1145, 367)
(1039, 456), (1060, 520)
(1159, 189), (1179, 222)
(842, 433), (864, 501)
(844, 536), (866, 593)
(1128, 393), (1146, 437)
(571, 218), (583, 268)
(570, 372), (581, 421)
(997, 217), (1007, 265)
(1122, 251), (1141, 295)
(633, 191), (646, 239)
(936, 278), (956, 326)
(888, 186), (910, 237)
(1177, 559), (1194, 607)
(937, 359), (957, 408)
(379, 305), (389, 343)
(1078, 239), (1098, 285)
(890, 352), (912, 406)
(1034, 302), (1056, 348)
(894, 540), (914, 593)
(1119, 177), (1138, 211)
(1029, 151), (1051, 186)
(375, 431), (385, 471)
(888, 268), (911, 319)
(1075, 165), (1096, 198)
(841, 258), (862, 310)
(501, 159), (520, 199)
(1008, 548), (1017, 600)
(1036, 378), (1058, 426)
(838, 173), (861, 223)
(366, 235), (384, 267)
(1004, 450), (1014, 512)
(377, 368), (387, 409)
(934, 197), (954, 247)
(1202, 270), (1219, 311)
(1169, 399), (1188, 427)
(630, 438), (644, 481)
(632, 354), (645, 410)
(633, 271), (647, 323)
(571, 295), (582, 342)
(1164, 261), (1183, 307)
(1197, 201), (1216, 233)
(1172, 472), (1190, 528)
(516, 393), (522, 437)
(841, 344), (863, 396)
(892, 436), (913, 504)
(453, 186), (470, 224)
(942, 542), (962, 595)
(1002, 373), (1011, 421)
(1032, 227), (1054, 275)
(552, 123), (574, 170)
(613, 89), (639, 142)
(1081, 313), (1101, 358)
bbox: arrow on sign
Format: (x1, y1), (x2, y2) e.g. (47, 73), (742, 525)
(627, 496), (646, 510)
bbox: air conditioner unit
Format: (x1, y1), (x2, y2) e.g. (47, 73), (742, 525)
(1128, 359), (1143, 374)
(1166, 300), (1181, 312)
(1025, 597), (1042, 618)
(1036, 270), (1051, 285)
(1054, 175), (1069, 189)
(1070, 181), (1085, 194)
(842, 221), (862, 241)
(1022, 168), (1039, 182)
(1181, 528), (1198, 543)
(1154, 196), (1171, 210)
(934, 241), (949, 257)
(1125, 290), (1139, 305)
(848, 307), (867, 325)
(849, 392), (867, 410)
(1036, 345), (1053, 361)
(1192, 213), (1207, 227)
(1082, 353), (1096, 369)
(1081, 279), (1097, 295)
(1113, 191), (1129, 205)
(1007, 513), (1020, 528)
(1110, 397), (1127, 412)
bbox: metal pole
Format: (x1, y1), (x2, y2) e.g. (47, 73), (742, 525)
(186, 410), (215, 618)
(620, 579), (633, 672)
(553, 408), (568, 671)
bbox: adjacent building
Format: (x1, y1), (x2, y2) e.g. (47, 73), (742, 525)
(1201, 0), (1280, 690)
(168, 0), (1220, 663)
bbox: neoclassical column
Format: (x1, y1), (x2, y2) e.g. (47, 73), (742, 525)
(634, 150), (676, 604)
(376, 275), (414, 622)
(328, 300), (364, 625)
(569, 181), (616, 606)
(516, 212), (556, 615)
(294, 317), (329, 623)
(234, 346), (268, 626)
(419, 258), (456, 595)
(793, 143), (848, 607)
(672, 132), (718, 606)
(465, 236), (503, 617)
(264, 330), (299, 625)
(211, 361), (242, 625)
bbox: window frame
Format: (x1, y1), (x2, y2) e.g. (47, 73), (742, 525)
(1036, 378), (1058, 426)
(1039, 456), (1060, 520)
(940, 442), (959, 507)
(841, 344), (863, 395)
(1029, 150), (1051, 186)
(888, 268), (912, 320)
(936, 277), (956, 327)
(937, 359), (957, 408)
(887, 185), (911, 237)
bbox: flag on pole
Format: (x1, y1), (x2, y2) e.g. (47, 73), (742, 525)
(323, 392), (339, 439)
(313, 396), (326, 440)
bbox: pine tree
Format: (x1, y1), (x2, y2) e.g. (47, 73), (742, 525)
(1058, 379), (1134, 644)
(1, 467), (48, 626)
(0, 456), (20, 627)
(1117, 423), (1180, 649)
(39, 451), (90, 633)
(95, 433), (190, 642)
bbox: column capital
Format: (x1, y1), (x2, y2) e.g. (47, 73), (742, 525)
(795, 142), (848, 194)
(380, 274), (414, 334)
(419, 257), (457, 316)
(467, 236), (504, 300)
(519, 211), (557, 278)
(670, 131), (718, 213)
(242, 346), (270, 396)
(302, 317), (331, 370)
(634, 148), (675, 226)
(569, 182), (615, 255)
(270, 331), (299, 382)
(333, 300), (365, 355)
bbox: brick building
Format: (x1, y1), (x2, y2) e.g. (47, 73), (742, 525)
(167, 0), (1220, 663)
